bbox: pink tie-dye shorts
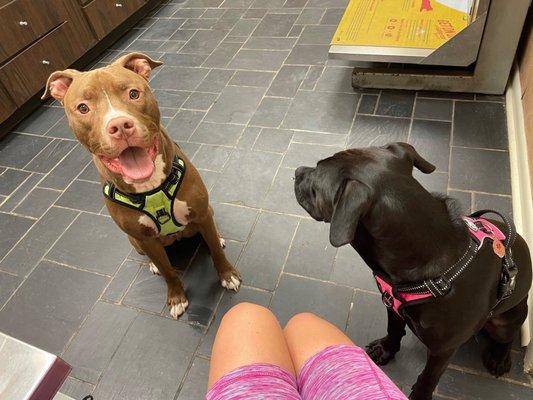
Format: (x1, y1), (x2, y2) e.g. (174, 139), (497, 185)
(206, 344), (408, 399)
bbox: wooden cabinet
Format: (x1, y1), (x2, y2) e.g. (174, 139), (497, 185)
(83, 0), (146, 39)
(0, 0), (95, 107)
(0, 0), (66, 63)
(0, 22), (94, 106)
(0, 85), (16, 122)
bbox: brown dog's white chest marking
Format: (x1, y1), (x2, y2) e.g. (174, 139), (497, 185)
(173, 200), (191, 225)
(137, 199), (191, 236)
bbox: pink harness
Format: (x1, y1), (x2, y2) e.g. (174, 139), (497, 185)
(374, 211), (516, 318)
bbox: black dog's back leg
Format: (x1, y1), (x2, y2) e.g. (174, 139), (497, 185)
(409, 348), (456, 400)
(366, 308), (406, 365)
(483, 297), (528, 377)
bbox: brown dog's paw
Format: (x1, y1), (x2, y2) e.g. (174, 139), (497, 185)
(482, 346), (512, 377)
(219, 237), (226, 248)
(167, 295), (188, 320)
(220, 268), (242, 292)
(167, 283), (188, 319)
(149, 262), (160, 275)
(366, 337), (398, 365)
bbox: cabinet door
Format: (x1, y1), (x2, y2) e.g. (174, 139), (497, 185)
(0, 0), (65, 63)
(0, 21), (94, 106)
(83, 0), (146, 39)
(0, 0), (96, 106)
(0, 84), (16, 121)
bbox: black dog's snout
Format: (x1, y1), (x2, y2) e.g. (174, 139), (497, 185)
(295, 166), (312, 182)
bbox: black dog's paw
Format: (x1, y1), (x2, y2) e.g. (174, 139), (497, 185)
(408, 391), (432, 400)
(408, 382), (433, 400)
(482, 346), (512, 377)
(366, 337), (398, 365)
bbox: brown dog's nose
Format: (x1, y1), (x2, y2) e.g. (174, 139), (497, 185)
(106, 116), (135, 138)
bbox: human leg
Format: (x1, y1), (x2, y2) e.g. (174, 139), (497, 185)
(208, 302), (298, 398)
(284, 312), (407, 400)
(283, 312), (354, 373)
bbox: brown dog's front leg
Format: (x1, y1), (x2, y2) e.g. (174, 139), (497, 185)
(136, 237), (188, 319)
(409, 348), (456, 400)
(197, 212), (241, 291)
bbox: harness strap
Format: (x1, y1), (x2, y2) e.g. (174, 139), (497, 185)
(374, 209), (518, 318)
(470, 209), (516, 248)
(468, 210), (517, 304)
(103, 155), (186, 236)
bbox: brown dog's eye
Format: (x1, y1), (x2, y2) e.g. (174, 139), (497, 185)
(77, 103), (89, 114)
(129, 89), (140, 100)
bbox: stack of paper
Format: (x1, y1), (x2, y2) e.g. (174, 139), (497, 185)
(332, 0), (475, 50)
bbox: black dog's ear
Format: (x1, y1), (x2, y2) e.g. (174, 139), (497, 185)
(330, 180), (371, 248)
(386, 142), (436, 174)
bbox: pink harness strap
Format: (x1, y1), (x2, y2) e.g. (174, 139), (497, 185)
(462, 217), (505, 247)
(374, 216), (507, 317)
(375, 275), (433, 315)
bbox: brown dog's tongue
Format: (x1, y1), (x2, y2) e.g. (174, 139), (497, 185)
(118, 147), (154, 181)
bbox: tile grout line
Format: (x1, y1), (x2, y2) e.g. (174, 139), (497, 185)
(0, 208), (81, 313)
(1, 141), (84, 212)
(446, 100), (456, 193)
(344, 288), (357, 333)
(268, 218), (300, 308)
(406, 94), (417, 143)
(445, 363), (533, 388)
(1, 133), (93, 289)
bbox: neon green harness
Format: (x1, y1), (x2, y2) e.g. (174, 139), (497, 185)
(103, 156), (186, 236)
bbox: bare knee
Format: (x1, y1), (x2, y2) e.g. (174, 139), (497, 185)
(220, 302), (274, 328)
(284, 312), (320, 334)
(284, 312), (354, 346)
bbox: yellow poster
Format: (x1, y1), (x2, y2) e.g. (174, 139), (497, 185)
(332, 0), (473, 49)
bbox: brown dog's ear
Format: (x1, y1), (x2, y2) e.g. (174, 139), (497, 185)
(111, 52), (163, 80)
(329, 180), (372, 247)
(41, 69), (79, 101)
(385, 142), (436, 174)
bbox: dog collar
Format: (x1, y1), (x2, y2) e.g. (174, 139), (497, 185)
(374, 210), (518, 319)
(103, 155), (187, 236)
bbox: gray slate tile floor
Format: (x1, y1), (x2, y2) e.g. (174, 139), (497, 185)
(0, 0), (531, 398)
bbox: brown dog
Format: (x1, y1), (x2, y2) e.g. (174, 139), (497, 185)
(42, 52), (241, 319)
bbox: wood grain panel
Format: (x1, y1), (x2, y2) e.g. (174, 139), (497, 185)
(0, 20), (94, 106)
(0, 0), (65, 64)
(83, 0), (145, 40)
(0, 84), (16, 121)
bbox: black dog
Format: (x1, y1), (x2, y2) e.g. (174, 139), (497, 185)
(294, 142), (531, 400)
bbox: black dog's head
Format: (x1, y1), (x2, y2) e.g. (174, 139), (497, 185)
(294, 142), (436, 248)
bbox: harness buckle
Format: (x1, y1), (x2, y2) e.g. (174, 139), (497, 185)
(155, 208), (171, 224)
(167, 172), (179, 185)
(426, 276), (451, 297)
(381, 291), (395, 309)
(464, 218), (478, 231)
(434, 276), (451, 294)
(128, 194), (144, 204)
(499, 265), (518, 300)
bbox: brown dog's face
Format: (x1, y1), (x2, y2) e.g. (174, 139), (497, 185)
(43, 53), (163, 184)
